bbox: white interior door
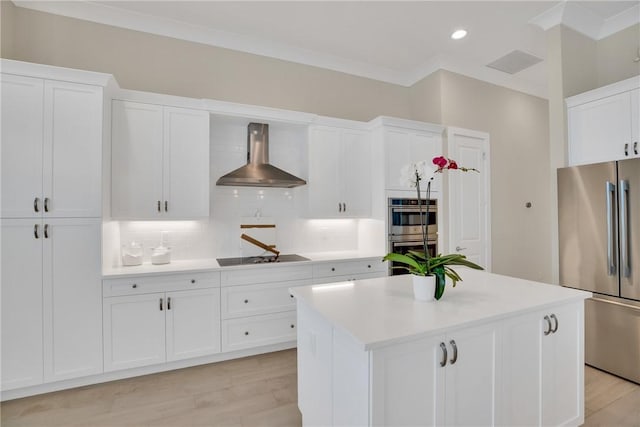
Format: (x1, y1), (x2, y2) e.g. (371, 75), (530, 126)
(447, 127), (490, 270)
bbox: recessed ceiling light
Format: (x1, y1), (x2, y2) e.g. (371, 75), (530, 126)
(451, 29), (467, 40)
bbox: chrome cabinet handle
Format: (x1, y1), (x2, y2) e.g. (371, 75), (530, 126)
(167, 297), (171, 310)
(440, 342), (448, 367)
(544, 315), (552, 336)
(44, 224), (49, 239)
(34, 197), (40, 213)
(157, 201), (161, 213)
(605, 181), (617, 276)
(625, 143), (629, 156)
(34, 224), (40, 239)
(550, 314), (558, 333)
(449, 340), (458, 365)
(164, 201), (168, 212)
(44, 197), (50, 213)
(620, 180), (630, 278)
(455, 246), (467, 251)
(160, 298), (163, 311)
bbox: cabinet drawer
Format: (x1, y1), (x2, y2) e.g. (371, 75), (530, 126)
(222, 312), (297, 352)
(222, 279), (312, 320)
(103, 272), (220, 297)
(221, 265), (312, 286)
(312, 271), (387, 285)
(313, 258), (385, 279)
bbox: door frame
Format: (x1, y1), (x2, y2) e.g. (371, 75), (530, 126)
(446, 127), (491, 271)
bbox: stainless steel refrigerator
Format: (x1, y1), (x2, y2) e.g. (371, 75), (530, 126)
(558, 158), (640, 384)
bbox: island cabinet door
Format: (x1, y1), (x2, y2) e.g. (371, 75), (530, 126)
(443, 323), (500, 427)
(541, 303), (584, 427)
(370, 334), (446, 426)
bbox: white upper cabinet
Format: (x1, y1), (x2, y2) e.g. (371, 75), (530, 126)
(1, 74), (102, 218)
(374, 120), (444, 193)
(567, 77), (640, 165)
(111, 100), (210, 219)
(307, 125), (371, 218)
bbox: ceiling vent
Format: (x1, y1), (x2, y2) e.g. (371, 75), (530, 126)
(486, 50), (543, 74)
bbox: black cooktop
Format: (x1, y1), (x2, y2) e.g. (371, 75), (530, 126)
(216, 254), (310, 267)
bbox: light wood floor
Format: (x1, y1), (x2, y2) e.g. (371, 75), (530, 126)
(1, 350), (638, 426)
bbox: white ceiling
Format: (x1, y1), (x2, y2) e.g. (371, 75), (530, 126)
(13, 1), (640, 98)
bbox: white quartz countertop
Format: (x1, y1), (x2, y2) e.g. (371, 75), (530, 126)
(102, 251), (385, 278)
(290, 269), (592, 350)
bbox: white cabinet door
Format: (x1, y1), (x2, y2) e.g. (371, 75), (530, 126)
(1, 74), (44, 218)
(1, 219), (44, 390)
(384, 128), (442, 192)
(111, 101), (210, 219)
(43, 219), (102, 382)
(500, 311), (543, 426)
(163, 107), (210, 218)
(371, 333), (445, 426)
(308, 126), (342, 216)
(166, 288), (221, 361)
(542, 303), (583, 427)
(444, 323), (499, 427)
(341, 129), (371, 217)
(103, 293), (166, 372)
(307, 126), (371, 218)
(111, 100), (164, 218)
(43, 81), (102, 218)
(568, 91), (633, 165)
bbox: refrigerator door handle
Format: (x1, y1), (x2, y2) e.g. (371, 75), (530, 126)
(606, 181), (617, 276)
(619, 179), (630, 278)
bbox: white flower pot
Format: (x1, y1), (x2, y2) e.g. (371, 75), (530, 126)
(412, 274), (436, 301)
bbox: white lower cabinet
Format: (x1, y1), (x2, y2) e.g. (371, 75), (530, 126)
(103, 274), (221, 372)
(501, 302), (584, 426)
(371, 322), (499, 426)
(312, 258), (387, 285)
(220, 265), (313, 353)
(1, 218), (102, 391)
(298, 300), (584, 426)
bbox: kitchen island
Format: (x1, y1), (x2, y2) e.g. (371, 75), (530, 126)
(290, 269), (592, 427)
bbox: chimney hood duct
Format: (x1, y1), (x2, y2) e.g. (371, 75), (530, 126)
(216, 123), (306, 188)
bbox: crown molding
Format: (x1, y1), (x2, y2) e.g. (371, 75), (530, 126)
(14, 0), (552, 99)
(0, 58), (115, 86)
(530, 1), (640, 40)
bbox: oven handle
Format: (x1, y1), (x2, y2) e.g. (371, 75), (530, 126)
(392, 241), (437, 247)
(390, 207), (437, 213)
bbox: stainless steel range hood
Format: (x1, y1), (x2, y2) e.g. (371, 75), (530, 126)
(216, 123), (306, 188)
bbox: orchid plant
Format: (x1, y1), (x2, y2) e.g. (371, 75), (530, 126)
(383, 156), (483, 299)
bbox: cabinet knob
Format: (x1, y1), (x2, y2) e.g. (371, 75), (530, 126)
(244, 299), (249, 304)
(191, 279), (196, 284)
(290, 324), (295, 329)
(132, 284), (137, 289)
(367, 265), (371, 268)
(290, 294), (294, 298)
(244, 331), (249, 336)
(331, 267), (335, 272)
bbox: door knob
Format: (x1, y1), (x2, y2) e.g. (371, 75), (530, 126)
(455, 246), (467, 251)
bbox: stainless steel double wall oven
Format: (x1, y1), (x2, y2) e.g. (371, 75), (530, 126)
(388, 198), (437, 275)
